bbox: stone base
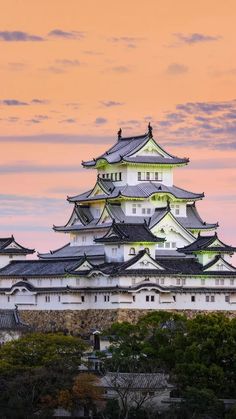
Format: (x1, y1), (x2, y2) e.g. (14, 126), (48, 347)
(19, 309), (236, 335)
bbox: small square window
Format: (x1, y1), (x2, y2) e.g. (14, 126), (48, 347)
(147, 208), (151, 214)
(133, 295), (136, 302)
(220, 279), (224, 285)
(215, 279), (219, 285)
(225, 295), (230, 302)
(58, 296), (61, 302)
(176, 278), (181, 285)
(81, 296), (85, 302)
(160, 278), (165, 285)
(138, 172), (141, 181)
(146, 295), (150, 302)
(182, 278), (186, 285)
(165, 242), (170, 248)
(151, 295), (155, 302)
(142, 208), (146, 214)
(191, 296), (195, 302)
(230, 279), (234, 285)
(211, 295), (215, 302)
(206, 295), (210, 302)
(146, 172), (150, 180)
(94, 295), (97, 302)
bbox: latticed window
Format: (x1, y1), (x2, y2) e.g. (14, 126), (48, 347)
(130, 247), (135, 255)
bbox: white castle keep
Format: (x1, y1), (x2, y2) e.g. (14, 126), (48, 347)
(0, 125), (236, 312)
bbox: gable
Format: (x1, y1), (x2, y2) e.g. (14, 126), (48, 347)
(4, 242), (22, 250)
(74, 260), (94, 271)
(151, 212), (194, 244)
(98, 206), (113, 225)
(204, 258), (236, 272)
(126, 253), (165, 271)
(132, 139), (170, 158)
(66, 208), (83, 227)
(88, 182), (108, 198)
(208, 239), (227, 248)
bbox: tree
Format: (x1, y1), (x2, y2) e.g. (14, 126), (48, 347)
(0, 333), (87, 417)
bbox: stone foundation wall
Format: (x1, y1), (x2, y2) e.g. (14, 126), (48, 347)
(19, 309), (236, 334)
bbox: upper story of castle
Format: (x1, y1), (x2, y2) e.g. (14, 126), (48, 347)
(82, 124), (189, 187)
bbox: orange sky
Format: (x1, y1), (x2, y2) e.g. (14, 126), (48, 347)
(0, 0), (235, 257)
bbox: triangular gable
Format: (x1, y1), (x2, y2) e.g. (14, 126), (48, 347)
(4, 241), (22, 251)
(151, 211), (194, 244)
(97, 205), (113, 225)
(203, 257), (236, 272)
(126, 252), (165, 271)
(131, 138), (170, 159)
(65, 206), (83, 227)
(208, 238), (228, 248)
(88, 181), (108, 198)
(73, 260), (94, 272)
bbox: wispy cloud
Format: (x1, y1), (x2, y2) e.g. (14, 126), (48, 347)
(168, 32), (221, 47)
(0, 99), (28, 106)
(59, 118), (77, 124)
(100, 101), (124, 107)
(48, 29), (84, 40)
(0, 98), (49, 106)
(0, 31), (44, 42)
(108, 36), (145, 48)
(0, 133), (112, 144)
(95, 117), (108, 125)
(166, 63), (188, 75)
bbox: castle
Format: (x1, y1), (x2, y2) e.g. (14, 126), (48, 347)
(0, 125), (235, 321)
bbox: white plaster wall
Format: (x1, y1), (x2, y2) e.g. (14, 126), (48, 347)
(0, 254), (26, 269)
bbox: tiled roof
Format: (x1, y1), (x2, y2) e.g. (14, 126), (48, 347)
(38, 243), (104, 260)
(100, 372), (168, 390)
(0, 236), (34, 255)
(95, 222), (164, 243)
(0, 309), (28, 330)
(0, 258), (82, 277)
(68, 182), (204, 202)
(82, 132), (188, 167)
(178, 204), (217, 230)
(179, 233), (236, 253)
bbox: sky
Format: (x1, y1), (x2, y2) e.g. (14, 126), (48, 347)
(0, 0), (236, 257)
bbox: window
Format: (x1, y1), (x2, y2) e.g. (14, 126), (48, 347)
(171, 242), (177, 248)
(104, 295), (110, 302)
(206, 295), (210, 302)
(45, 295), (50, 303)
(165, 242), (170, 248)
(160, 278), (165, 285)
(146, 172), (150, 180)
(173, 295), (176, 301)
(175, 205), (180, 215)
(138, 172), (141, 181)
(82, 236), (86, 243)
(151, 295), (155, 302)
(230, 279), (234, 285)
(191, 295), (195, 302)
(211, 295), (215, 302)
(215, 279), (219, 285)
(112, 248), (117, 256)
(132, 204), (137, 214)
(142, 208), (146, 214)
(58, 296), (61, 302)
(115, 173), (118, 181)
(118, 172), (122, 181)
(201, 279), (205, 285)
(146, 295), (150, 302)
(220, 279), (224, 285)
(94, 295), (97, 303)
(133, 295), (136, 302)
(225, 295), (230, 302)
(76, 278), (80, 286)
(81, 296), (85, 302)
(182, 278), (186, 285)
(7, 296), (10, 302)
(129, 247), (136, 255)
(176, 278), (181, 285)
(158, 242), (164, 248)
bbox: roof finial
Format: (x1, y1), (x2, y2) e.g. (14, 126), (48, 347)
(117, 128), (122, 141)
(148, 122), (153, 139)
